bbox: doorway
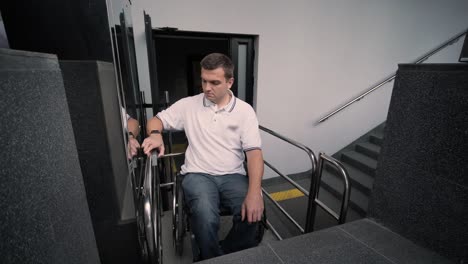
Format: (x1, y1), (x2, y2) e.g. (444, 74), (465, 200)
(151, 29), (256, 111)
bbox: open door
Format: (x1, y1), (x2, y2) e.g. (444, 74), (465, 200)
(119, 11), (141, 122)
(150, 30), (256, 107)
(230, 37), (255, 105)
(145, 12), (161, 119)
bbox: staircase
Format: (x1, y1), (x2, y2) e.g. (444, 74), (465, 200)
(262, 122), (386, 236)
(318, 122), (385, 219)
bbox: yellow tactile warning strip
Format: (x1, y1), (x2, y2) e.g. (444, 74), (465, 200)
(269, 188), (305, 202)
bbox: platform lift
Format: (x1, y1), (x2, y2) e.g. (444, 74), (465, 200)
(129, 126), (351, 263)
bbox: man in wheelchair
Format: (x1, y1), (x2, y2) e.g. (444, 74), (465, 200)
(142, 53), (264, 261)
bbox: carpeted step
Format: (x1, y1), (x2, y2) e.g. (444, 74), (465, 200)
(316, 186), (364, 223)
(341, 151), (378, 176)
(319, 170), (369, 217)
(369, 133), (384, 146)
(355, 141), (381, 159)
(324, 162), (374, 196)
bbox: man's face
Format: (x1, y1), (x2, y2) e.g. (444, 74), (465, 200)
(201, 67), (234, 104)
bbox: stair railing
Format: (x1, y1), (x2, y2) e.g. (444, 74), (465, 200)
(259, 125), (351, 237)
(315, 153), (351, 224)
(317, 28), (468, 124)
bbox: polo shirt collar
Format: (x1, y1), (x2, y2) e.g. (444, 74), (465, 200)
(203, 90), (237, 113)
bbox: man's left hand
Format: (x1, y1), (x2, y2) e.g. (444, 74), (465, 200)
(241, 192), (264, 223)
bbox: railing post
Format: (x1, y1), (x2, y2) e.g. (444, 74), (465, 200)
(259, 125), (318, 233)
(305, 153), (321, 233)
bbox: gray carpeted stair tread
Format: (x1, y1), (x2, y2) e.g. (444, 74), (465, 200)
(201, 218), (453, 264)
(355, 141), (381, 159)
(369, 133), (384, 146)
(337, 219), (454, 264)
(341, 151), (378, 176)
(324, 162), (374, 195)
(320, 170), (369, 216)
(317, 187), (364, 223)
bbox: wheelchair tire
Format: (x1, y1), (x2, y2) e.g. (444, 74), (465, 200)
(141, 156), (163, 264)
(136, 204), (149, 263)
(153, 166), (163, 264)
(133, 158), (150, 263)
(173, 175), (185, 256)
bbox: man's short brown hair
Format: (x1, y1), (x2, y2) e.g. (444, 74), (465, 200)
(200, 53), (234, 79)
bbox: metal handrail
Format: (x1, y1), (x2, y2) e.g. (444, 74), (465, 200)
(259, 125), (320, 233)
(260, 126), (352, 234)
(317, 28), (468, 124)
(264, 161), (309, 196)
(315, 153), (351, 224)
(262, 187), (304, 233)
(265, 219), (283, 240)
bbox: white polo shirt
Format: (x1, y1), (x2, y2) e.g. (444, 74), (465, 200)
(156, 92), (261, 175)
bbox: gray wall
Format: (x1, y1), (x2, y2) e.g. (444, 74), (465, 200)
(369, 63), (468, 262)
(0, 48), (100, 264)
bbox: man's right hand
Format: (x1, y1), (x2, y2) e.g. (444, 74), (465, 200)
(127, 137), (141, 159)
(141, 134), (165, 157)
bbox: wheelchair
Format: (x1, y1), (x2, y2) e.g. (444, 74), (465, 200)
(131, 149), (266, 263)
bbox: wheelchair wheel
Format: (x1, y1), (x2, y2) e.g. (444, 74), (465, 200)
(152, 162), (164, 264)
(173, 174), (185, 256)
(143, 191), (159, 263)
(141, 154), (163, 264)
(134, 157), (149, 262)
(136, 203), (149, 263)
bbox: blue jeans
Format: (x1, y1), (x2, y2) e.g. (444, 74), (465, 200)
(182, 173), (259, 260)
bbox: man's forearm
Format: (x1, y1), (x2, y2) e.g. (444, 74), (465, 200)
(146, 116), (164, 136)
(246, 149), (264, 195)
